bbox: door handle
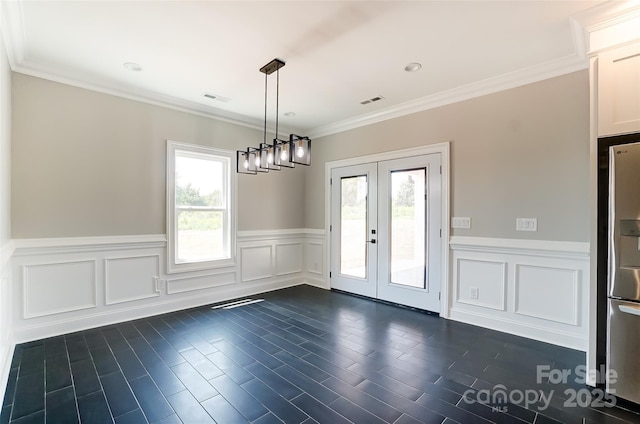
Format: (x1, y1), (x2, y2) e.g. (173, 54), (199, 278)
(366, 239), (377, 244)
(619, 304), (640, 317)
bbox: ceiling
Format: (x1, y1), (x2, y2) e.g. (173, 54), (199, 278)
(0, 0), (622, 137)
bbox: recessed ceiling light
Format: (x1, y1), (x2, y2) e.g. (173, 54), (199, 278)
(123, 62), (143, 72)
(284, 112), (296, 117)
(404, 62), (422, 72)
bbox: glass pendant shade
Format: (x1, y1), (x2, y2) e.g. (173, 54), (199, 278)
(273, 138), (295, 168)
(289, 135), (311, 166)
(236, 148), (267, 174)
(259, 143), (280, 171)
(235, 59), (310, 174)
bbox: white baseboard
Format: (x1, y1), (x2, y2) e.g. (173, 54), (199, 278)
(302, 276), (329, 290)
(449, 308), (586, 351)
(8, 230), (328, 344)
(12, 278), (303, 343)
(0, 339), (14, 409)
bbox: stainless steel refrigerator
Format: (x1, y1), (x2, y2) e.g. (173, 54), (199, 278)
(607, 140), (640, 404)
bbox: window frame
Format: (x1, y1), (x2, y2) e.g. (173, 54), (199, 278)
(166, 140), (237, 274)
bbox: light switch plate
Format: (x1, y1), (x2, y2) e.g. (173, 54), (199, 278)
(452, 217), (471, 229)
(516, 218), (537, 232)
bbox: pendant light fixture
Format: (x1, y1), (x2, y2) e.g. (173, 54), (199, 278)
(237, 58), (311, 174)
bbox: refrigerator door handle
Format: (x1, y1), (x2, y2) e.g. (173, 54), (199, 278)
(619, 304), (640, 317)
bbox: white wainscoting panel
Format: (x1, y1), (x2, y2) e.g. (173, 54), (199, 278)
(303, 230), (328, 288)
(23, 260), (97, 318)
(456, 258), (506, 311)
(450, 236), (590, 351)
(240, 246), (273, 282)
(10, 231), (316, 343)
(105, 255), (160, 305)
(306, 242), (324, 275)
(515, 265), (579, 326)
(276, 243), (302, 276)
(167, 271), (236, 294)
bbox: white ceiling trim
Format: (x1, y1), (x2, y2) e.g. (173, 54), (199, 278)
(9, 59), (301, 135)
(6, 52), (588, 141)
(0, 0), (25, 69)
(0, 0), (301, 136)
(307, 54), (589, 139)
(0, 0), (595, 141)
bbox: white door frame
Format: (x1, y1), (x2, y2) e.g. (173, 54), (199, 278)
(324, 142), (451, 318)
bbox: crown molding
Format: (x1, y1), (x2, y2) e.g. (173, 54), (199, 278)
(572, 1), (640, 33)
(10, 61), (302, 136)
(571, 1), (640, 54)
(307, 54), (589, 139)
(0, 1), (301, 136)
(2, 0), (608, 141)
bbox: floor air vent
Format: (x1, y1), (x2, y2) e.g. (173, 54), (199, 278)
(212, 298), (264, 310)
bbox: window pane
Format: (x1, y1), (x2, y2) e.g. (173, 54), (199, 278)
(340, 176), (367, 278)
(175, 154), (224, 207)
(390, 169), (426, 288)
(177, 210), (226, 263)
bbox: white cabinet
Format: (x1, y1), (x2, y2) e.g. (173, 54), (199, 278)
(597, 41), (640, 137)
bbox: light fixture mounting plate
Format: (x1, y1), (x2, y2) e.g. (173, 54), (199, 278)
(260, 58), (285, 75)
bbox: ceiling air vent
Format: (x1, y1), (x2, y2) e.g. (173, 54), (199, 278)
(203, 93), (231, 103)
(360, 95), (385, 105)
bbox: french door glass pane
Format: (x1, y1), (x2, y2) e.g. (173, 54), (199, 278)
(177, 210), (225, 263)
(340, 176), (368, 278)
(390, 168), (426, 288)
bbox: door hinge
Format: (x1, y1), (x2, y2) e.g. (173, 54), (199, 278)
(330, 178), (333, 185)
(330, 225), (332, 232)
(439, 292), (441, 300)
(329, 272), (332, 278)
(439, 229), (442, 238)
(440, 165), (442, 174)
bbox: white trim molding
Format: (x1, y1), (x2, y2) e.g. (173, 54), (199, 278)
(450, 236), (590, 258)
(8, 229), (326, 343)
(307, 55), (588, 138)
(450, 236), (590, 351)
(23, 259), (97, 319)
(1, 239), (14, 269)
(303, 230), (327, 289)
(324, 142), (450, 315)
(12, 235), (166, 255)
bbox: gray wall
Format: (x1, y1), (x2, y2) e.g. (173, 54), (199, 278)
(1, 29), (12, 389)
(305, 71), (590, 242)
(0, 38), (8, 248)
(12, 70), (590, 242)
(11, 73), (305, 238)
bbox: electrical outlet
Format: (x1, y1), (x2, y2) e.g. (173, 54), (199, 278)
(452, 217), (471, 229)
(470, 287), (479, 299)
(516, 218), (537, 232)
(154, 277), (166, 293)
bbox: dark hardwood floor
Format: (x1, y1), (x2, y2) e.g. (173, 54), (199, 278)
(1, 285), (639, 424)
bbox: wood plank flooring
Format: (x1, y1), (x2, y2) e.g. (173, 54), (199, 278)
(1, 285), (639, 423)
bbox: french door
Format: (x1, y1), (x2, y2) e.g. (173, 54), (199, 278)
(330, 154), (442, 312)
